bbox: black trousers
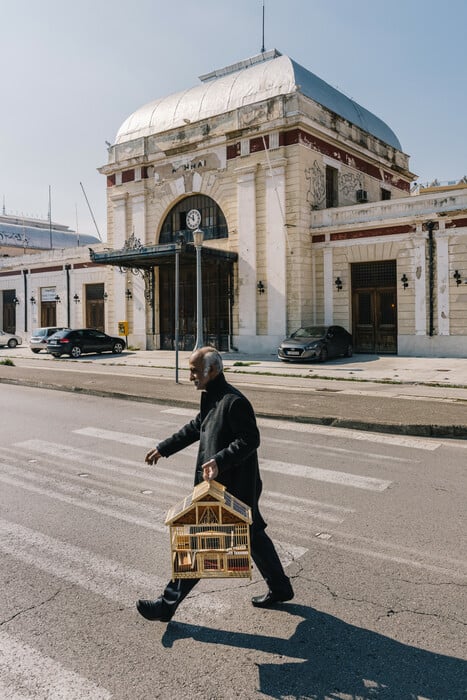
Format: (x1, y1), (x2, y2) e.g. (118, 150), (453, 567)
(159, 527), (291, 615)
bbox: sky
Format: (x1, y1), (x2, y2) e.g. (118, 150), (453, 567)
(1, 0), (467, 241)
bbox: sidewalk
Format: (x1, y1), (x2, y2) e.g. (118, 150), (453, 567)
(1, 347), (467, 438)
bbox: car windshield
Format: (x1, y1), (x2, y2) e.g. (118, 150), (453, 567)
(34, 328), (48, 336)
(291, 326), (327, 339)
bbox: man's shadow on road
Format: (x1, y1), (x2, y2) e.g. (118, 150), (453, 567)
(161, 604), (466, 699)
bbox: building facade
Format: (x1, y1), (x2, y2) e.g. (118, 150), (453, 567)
(2, 50), (467, 355)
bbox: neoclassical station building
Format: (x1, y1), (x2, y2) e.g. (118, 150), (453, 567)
(2, 49), (467, 355)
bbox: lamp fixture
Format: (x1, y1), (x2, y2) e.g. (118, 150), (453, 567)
(193, 228), (204, 248)
(103, 291), (108, 301)
(257, 280), (265, 295)
(73, 293), (80, 304)
(54, 294), (61, 303)
(30, 296), (36, 305)
(453, 270), (462, 286)
(13, 296), (20, 305)
(334, 276), (343, 292)
(401, 273), (409, 290)
(125, 288), (132, 300)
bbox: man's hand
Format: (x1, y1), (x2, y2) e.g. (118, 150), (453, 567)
(202, 459), (219, 482)
(145, 447), (162, 466)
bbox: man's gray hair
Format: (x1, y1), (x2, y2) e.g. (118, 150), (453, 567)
(203, 347), (223, 374)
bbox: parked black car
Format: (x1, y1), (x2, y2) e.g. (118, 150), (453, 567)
(278, 325), (353, 362)
(47, 328), (126, 358)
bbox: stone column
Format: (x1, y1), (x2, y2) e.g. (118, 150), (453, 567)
(111, 194), (128, 335)
(236, 166), (257, 349)
(265, 162), (286, 341)
(323, 247), (333, 325)
(413, 231), (427, 335)
(130, 194), (147, 347)
(436, 225), (450, 336)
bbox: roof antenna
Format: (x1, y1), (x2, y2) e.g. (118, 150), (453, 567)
(261, 0), (266, 53)
(80, 181), (102, 242)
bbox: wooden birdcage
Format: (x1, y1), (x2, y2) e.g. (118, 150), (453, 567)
(165, 480), (253, 580)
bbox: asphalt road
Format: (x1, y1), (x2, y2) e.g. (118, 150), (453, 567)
(1, 349), (467, 437)
(0, 385), (466, 699)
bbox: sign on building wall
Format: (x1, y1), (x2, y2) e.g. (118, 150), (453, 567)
(41, 287), (57, 302)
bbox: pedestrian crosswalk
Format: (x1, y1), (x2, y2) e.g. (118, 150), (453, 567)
(0, 413), (463, 698)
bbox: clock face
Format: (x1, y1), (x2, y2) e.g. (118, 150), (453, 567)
(186, 209), (201, 230)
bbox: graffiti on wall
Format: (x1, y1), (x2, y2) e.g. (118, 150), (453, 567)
(305, 161), (325, 210)
(340, 172), (362, 199)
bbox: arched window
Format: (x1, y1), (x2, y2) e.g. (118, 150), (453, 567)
(159, 195), (227, 245)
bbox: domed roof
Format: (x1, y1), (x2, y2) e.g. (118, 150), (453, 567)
(116, 50), (402, 151)
(0, 214), (100, 250)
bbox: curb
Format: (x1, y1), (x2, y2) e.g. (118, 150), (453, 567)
(2, 376), (467, 439)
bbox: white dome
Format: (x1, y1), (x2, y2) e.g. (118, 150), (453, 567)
(116, 51), (402, 151)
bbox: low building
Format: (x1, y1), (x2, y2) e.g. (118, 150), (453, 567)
(0, 214), (102, 334)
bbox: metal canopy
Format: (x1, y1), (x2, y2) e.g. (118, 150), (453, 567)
(89, 242), (237, 269)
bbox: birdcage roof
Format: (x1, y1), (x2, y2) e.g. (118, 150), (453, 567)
(165, 480), (252, 525)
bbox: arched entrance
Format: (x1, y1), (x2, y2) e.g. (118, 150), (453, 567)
(159, 195), (232, 351)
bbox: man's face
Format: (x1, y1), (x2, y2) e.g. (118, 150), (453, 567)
(189, 354), (214, 390)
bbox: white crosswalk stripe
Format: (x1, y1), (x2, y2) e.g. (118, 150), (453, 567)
(71, 427), (393, 492)
(0, 631), (112, 700)
(0, 517), (165, 605)
(162, 407), (441, 450)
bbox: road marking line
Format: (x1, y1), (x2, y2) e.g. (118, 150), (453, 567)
(0, 631), (112, 700)
(161, 408), (441, 450)
(259, 418), (441, 450)
(13, 439), (194, 489)
(74, 426), (155, 447)
(265, 436), (418, 463)
(5, 442), (338, 529)
(317, 538), (467, 579)
(69, 430), (390, 491)
(0, 517), (166, 604)
(0, 464), (167, 533)
(261, 459), (391, 491)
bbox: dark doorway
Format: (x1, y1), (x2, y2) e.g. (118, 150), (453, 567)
(159, 260), (232, 351)
(352, 261), (397, 354)
(85, 284), (105, 331)
(2, 290), (17, 333)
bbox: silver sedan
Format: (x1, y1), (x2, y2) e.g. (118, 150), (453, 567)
(0, 330), (22, 348)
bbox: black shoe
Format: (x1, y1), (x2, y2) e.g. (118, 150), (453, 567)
(251, 586), (294, 608)
(136, 599), (174, 622)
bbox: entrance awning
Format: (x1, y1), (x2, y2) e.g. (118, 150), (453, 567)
(89, 242), (237, 269)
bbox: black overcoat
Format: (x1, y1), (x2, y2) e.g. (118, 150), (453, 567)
(157, 372), (267, 531)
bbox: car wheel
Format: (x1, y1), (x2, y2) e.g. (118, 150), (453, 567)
(318, 346), (328, 362)
(70, 345), (82, 358)
(346, 344), (353, 358)
(32, 349), (40, 354)
(112, 341), (124, 354)
(7, 339), (18, 348)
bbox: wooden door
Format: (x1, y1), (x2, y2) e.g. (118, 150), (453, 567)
(353, 289), (397, 353)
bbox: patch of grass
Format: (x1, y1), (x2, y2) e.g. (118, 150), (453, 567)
(0, 358), (15, 366)
(232, 361), (260, 367)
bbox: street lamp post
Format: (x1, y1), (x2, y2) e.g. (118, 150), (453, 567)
(193, 228), (204, 349)
(174, 234), (185, 383)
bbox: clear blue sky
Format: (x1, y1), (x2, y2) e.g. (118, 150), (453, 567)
(1, 0), (466, 240)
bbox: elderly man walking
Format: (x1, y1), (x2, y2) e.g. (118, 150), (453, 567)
(137, 346), (294, 622)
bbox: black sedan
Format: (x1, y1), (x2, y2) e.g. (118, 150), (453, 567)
(278, 325), (353, 362)
(47, 328), (126, 358)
